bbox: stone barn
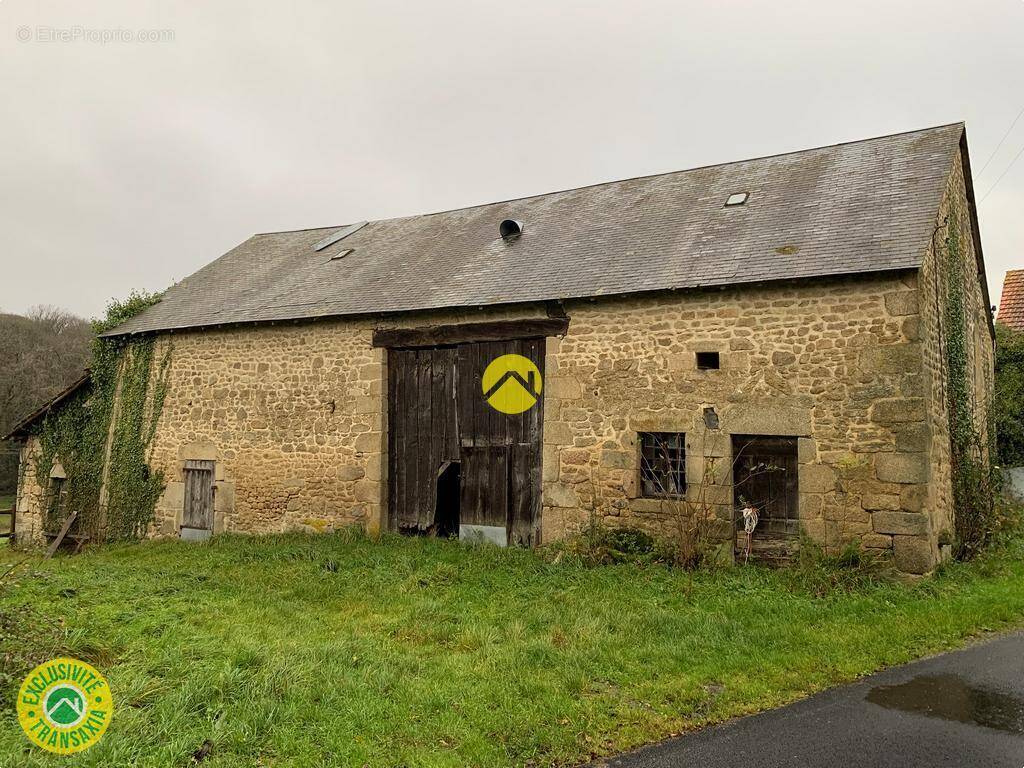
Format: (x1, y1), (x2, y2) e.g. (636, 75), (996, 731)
(7, 123), (994, 574)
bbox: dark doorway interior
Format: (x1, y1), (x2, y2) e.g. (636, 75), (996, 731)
(433, 461), (461, 538)
(732, 435), (799, 563)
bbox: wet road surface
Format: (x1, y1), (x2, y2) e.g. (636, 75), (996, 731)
(600, 631), (1024, 768)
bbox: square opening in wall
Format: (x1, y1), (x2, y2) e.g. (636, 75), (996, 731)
(696, 351), (721, 370)
(639, 432), (686, 497)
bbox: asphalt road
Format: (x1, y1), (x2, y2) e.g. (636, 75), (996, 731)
(600, 631), (1024, 768)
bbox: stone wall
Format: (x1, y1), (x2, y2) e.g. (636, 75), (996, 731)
(14, 216), (993, 575)
(146, 304), (550, 538)
(917, 150), (995, 559)
(14, 271), (951, 573)
(542, 273), (942, 571)
(13, 437), (45, 542)
(147, 322), (386, 536)
(12, 268), (983, 573)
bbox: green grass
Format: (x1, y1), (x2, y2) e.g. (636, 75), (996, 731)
(2, 531), (1024, 767)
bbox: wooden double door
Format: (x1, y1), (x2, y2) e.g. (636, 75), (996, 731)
(387, 338), (544, 546)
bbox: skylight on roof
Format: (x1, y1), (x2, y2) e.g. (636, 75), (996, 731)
(725, 192), (749, 207)
(313, 221), (368, 252)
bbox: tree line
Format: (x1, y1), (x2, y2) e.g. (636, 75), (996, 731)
(0, 306), (92, 496)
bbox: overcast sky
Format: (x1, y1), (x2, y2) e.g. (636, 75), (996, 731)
(1, 0), (1022, 320)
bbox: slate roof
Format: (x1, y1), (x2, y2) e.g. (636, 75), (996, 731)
(998, 270), (1024, 331)
(104, 123), (967, 337)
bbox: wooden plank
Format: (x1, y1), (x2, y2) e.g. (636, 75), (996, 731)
(387, 348), (398, 531)
(459, 448), (478, 525)
(372, 317), (569, 349)
(44, 510), (78, 559)
(403, 350), (415, 528)
(507, 339), (531, 545)
(392, 350), (409, 528)
(456, 344), (476, 449)
(526, 337), (545, 545)
(401, 351), (418, 528)
(416, 349), (433, 529)
(459, 446), (508, 528)
(396, 350), (416, 528)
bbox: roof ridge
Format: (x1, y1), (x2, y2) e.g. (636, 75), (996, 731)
(251, 224), (345, 237)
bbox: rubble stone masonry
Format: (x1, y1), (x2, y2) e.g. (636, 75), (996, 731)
(543, 273), (938, 571)
(137, 267), (956, 574)
(14, 159), (992, 575)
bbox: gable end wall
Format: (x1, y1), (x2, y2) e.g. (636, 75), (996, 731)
(917, 149), (995, 552)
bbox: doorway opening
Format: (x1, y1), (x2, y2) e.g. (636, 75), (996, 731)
(732, 435), (799, 564)
(433, 461), (461, 538)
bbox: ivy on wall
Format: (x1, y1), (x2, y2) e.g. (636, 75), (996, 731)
(32, 291), (171, 540)
(942, 209), (997, 558)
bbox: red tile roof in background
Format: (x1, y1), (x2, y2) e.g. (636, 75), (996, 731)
(998, 269), (1024, 331)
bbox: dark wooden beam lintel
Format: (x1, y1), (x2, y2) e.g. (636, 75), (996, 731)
(372, 317), (570, 349)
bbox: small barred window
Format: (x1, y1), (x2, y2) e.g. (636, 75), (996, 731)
(639, 432), (686, 497)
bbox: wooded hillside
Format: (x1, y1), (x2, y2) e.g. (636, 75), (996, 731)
(0, 306), (92, 494)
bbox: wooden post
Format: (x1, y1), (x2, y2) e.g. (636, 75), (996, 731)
(45, 510), (78, 559)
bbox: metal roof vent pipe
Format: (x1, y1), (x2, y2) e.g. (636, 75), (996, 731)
(499, 219), (524, 241)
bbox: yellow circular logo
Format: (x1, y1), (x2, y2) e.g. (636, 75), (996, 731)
(482, 354), (543, 414)
(17, 657), (113, 754)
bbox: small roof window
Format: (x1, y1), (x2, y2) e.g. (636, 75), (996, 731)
(725, 192), (749, 207)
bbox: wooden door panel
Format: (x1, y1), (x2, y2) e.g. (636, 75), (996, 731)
(456, 338), (543, 545)
(459, 446), (508, 528)
(387, 335), (544, 544)
(183, 460), (214, 530)
(388, 347), (458, 531)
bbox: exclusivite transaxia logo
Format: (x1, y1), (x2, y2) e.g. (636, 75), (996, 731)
(17, 657), (113, 754)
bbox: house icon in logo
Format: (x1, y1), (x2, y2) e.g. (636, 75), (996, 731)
(481, 354), (543, 414)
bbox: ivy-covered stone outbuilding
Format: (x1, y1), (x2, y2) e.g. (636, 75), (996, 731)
(7, 123), (994, 574)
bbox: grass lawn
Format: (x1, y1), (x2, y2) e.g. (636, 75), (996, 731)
(2, 530), (1024, 767)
